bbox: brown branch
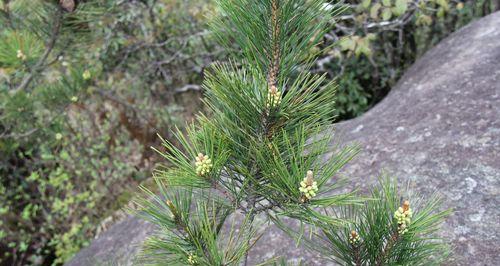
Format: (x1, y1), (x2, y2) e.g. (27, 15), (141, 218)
(0, 127), (38, 139)
(353, 245), (362, 266)
(376, 230), (399, 266)
(174, 84), (202, 93)
(267, 0), (281, 89)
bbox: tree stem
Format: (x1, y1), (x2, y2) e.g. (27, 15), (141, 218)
(376, 230), (399, 266)
(353, 245), (362, 266)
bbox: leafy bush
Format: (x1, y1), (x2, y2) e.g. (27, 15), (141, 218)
(0, 0), (218, 264)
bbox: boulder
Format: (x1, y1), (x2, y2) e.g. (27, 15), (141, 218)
(68, 12), (500, 266)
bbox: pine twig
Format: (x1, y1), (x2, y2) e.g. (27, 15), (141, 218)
(353, 246), (362, 266)
(376, 230), (400, 266)
(13, 6), (63, 94)
(244, 1), (282, 263)
(175, 84), (202, 93)
(267, 0), (281, 88)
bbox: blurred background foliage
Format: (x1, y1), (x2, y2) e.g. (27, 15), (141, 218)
(0, 0), (218, 264)
(0, 0), (497, 265)
(321, 0), (500, 119)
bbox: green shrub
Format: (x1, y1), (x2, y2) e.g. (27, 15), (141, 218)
(0, 0), (218, 264)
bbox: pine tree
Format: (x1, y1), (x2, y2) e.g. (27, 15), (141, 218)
(0, 0), (106, 145)
(134, 0), (451, 265)
(0, 1), (113, 264)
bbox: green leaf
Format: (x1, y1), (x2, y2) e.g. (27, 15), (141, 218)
(437, 7), (446, 18)
(370, 3), (382, 19)
(382, 0), (392, 7)
(339, 37), (356, 51)
(382, 7), (393, 21)
(366, 33), (377, 41)
(436, 0), (450, 11)
(416, 14), (433, 26)
(356, 40), (372, 57)
(392, 0), (408, 16)
(361, 0), (372, 9)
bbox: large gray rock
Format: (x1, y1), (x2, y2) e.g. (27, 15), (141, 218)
(68, 12), (500, 266)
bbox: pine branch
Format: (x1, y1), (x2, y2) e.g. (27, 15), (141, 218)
(134, 1), (450, 264)
(242, 3), (287, 263)
(13, 6), (63, 94)
(376, 230), (399, 266)
(353, 245), (362, 266)
(267, 0), (281, 88)
(0, 0), (13, 28)
(0, 127), (38, 139)
(175, 84), (202, 93)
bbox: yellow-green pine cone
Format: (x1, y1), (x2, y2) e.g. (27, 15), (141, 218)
(195, 153), (213, 176)
(17, 50), (27, 61)
(82, 69), (91, 80)
(299, 170), (319, 200)
(394, 200), (412, 234)
(187, 253), (197, 265)
(349, 230), (360, 245)
(267, 85), (281, 108)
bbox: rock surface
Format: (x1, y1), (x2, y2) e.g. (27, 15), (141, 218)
(68, 12), (500, 266)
